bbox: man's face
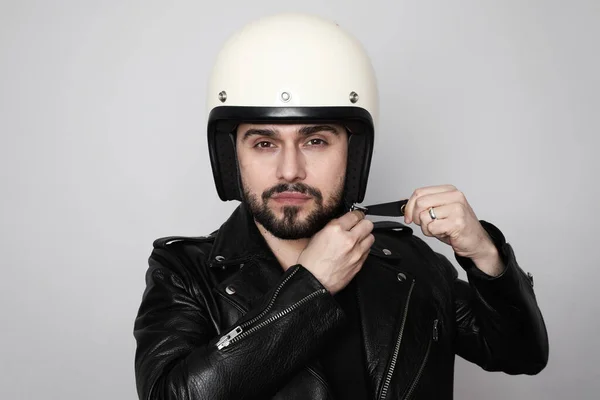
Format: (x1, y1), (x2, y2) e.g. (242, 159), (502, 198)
(236, 123), (348, 240)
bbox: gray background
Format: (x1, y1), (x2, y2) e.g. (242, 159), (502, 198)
(1, 0), (598, 398)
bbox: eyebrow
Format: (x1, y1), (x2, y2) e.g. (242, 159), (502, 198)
(299, 125), (340, 136)
(241, 125), (340, 141)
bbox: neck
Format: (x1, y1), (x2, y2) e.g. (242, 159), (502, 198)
(254, 220), (310, 271)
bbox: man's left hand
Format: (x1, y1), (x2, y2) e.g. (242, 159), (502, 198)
(403, 184), (504, 276)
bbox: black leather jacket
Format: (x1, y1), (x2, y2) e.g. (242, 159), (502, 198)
(134, 205), (548, 399)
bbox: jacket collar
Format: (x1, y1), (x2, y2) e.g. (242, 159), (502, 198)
(208, 205), (415, 268)
(208, 203), (274, 268)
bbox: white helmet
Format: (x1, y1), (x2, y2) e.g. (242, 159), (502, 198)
(206, 12), (379, 205)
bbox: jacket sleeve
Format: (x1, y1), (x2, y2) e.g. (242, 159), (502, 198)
(133, 247), (344, 400)
(445, 220), (549, 375)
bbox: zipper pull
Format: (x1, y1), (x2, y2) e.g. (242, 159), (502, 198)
(433, 319), (439, 342)
(216, 326), (243, 350)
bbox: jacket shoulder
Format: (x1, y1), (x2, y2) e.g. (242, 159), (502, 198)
(152, 232), (217, 249)
(148, 233), (218, 278)
(372, 220), (413, 235)
(370, 220), (414, 256)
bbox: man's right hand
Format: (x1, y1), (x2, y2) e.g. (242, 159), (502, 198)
(297, 210), (374, 294)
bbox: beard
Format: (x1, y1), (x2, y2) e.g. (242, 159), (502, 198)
(243, 180), (346, 240)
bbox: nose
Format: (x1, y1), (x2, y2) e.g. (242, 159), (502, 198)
(276, 144), (306, 182)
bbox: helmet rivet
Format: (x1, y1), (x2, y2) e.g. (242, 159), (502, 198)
(218, 91), (227, 103)
(349, 91), (359, 103)
(281, 91), (291, 102)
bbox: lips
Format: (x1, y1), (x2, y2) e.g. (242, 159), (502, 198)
(271, 192), (311, 200)
(270, 192), (311, 204)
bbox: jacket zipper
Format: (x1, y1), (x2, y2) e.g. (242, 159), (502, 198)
(216, 267), (322, 350)
(379, 279), (416, 400)
(217, 288), (327, 349)
(403, 318), (438, 399)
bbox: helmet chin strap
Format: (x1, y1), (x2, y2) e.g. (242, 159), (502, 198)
(350, 199), (408, 217)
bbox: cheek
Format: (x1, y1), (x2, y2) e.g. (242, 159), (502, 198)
(238, 154), (273, 193)
(308, 152), (347, 190)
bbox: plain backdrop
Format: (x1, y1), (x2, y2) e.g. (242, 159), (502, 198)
(1, 0), (598, 399)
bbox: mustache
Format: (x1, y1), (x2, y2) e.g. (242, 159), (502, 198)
(262, 183), (323, 203)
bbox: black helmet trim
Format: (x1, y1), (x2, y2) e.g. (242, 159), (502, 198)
(207, 106), (374, 204)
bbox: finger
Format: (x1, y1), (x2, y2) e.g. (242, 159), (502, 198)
(404, 185), (457, 224)
(427, 203), (462, 222)
(337, 210), (365, 231)
(410, 190), (460, 225)
(420, 204), (463, 237)
(416, 203), (459, 227)
(419, 209), (434, 237)
(355, 240), (372, 268)
(410, 190), (464, 225)
(357, 232), (375, 253)
(427, 218), (457, 239)
(350, 218), (374, 241)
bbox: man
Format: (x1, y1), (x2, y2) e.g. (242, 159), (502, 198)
(134, 13), (548, 399)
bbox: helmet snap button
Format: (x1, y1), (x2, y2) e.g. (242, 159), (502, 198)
(218, 91), (227, 103)
(397, 272), (407, 282)
(281, 92), (291, 102)
(349, 91), (359, 103)
(383, 248), (392, 256)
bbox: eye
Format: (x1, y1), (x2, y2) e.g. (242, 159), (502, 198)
(254, 141), (275, 149)
(307, 138), (327, 146)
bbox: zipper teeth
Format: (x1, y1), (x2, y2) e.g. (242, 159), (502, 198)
(228, 289), (327, 346)
(404, 336), (432, 400)
(240, 267), (300, 329)
(379, 279), (416, 400)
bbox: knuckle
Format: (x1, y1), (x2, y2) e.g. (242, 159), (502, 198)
(415, 197), (426, 209)
(343, 236), (356, 249)
(455, 202), (466, 215)
(329, 223), (343, 233)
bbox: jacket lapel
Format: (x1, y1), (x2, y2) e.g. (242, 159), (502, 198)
(356, 247), (414, 397)
(208, 204), (285, 327)
(357, 229), (440, 399)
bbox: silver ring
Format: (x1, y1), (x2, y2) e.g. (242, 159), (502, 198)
(428, 207), (437, 220)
